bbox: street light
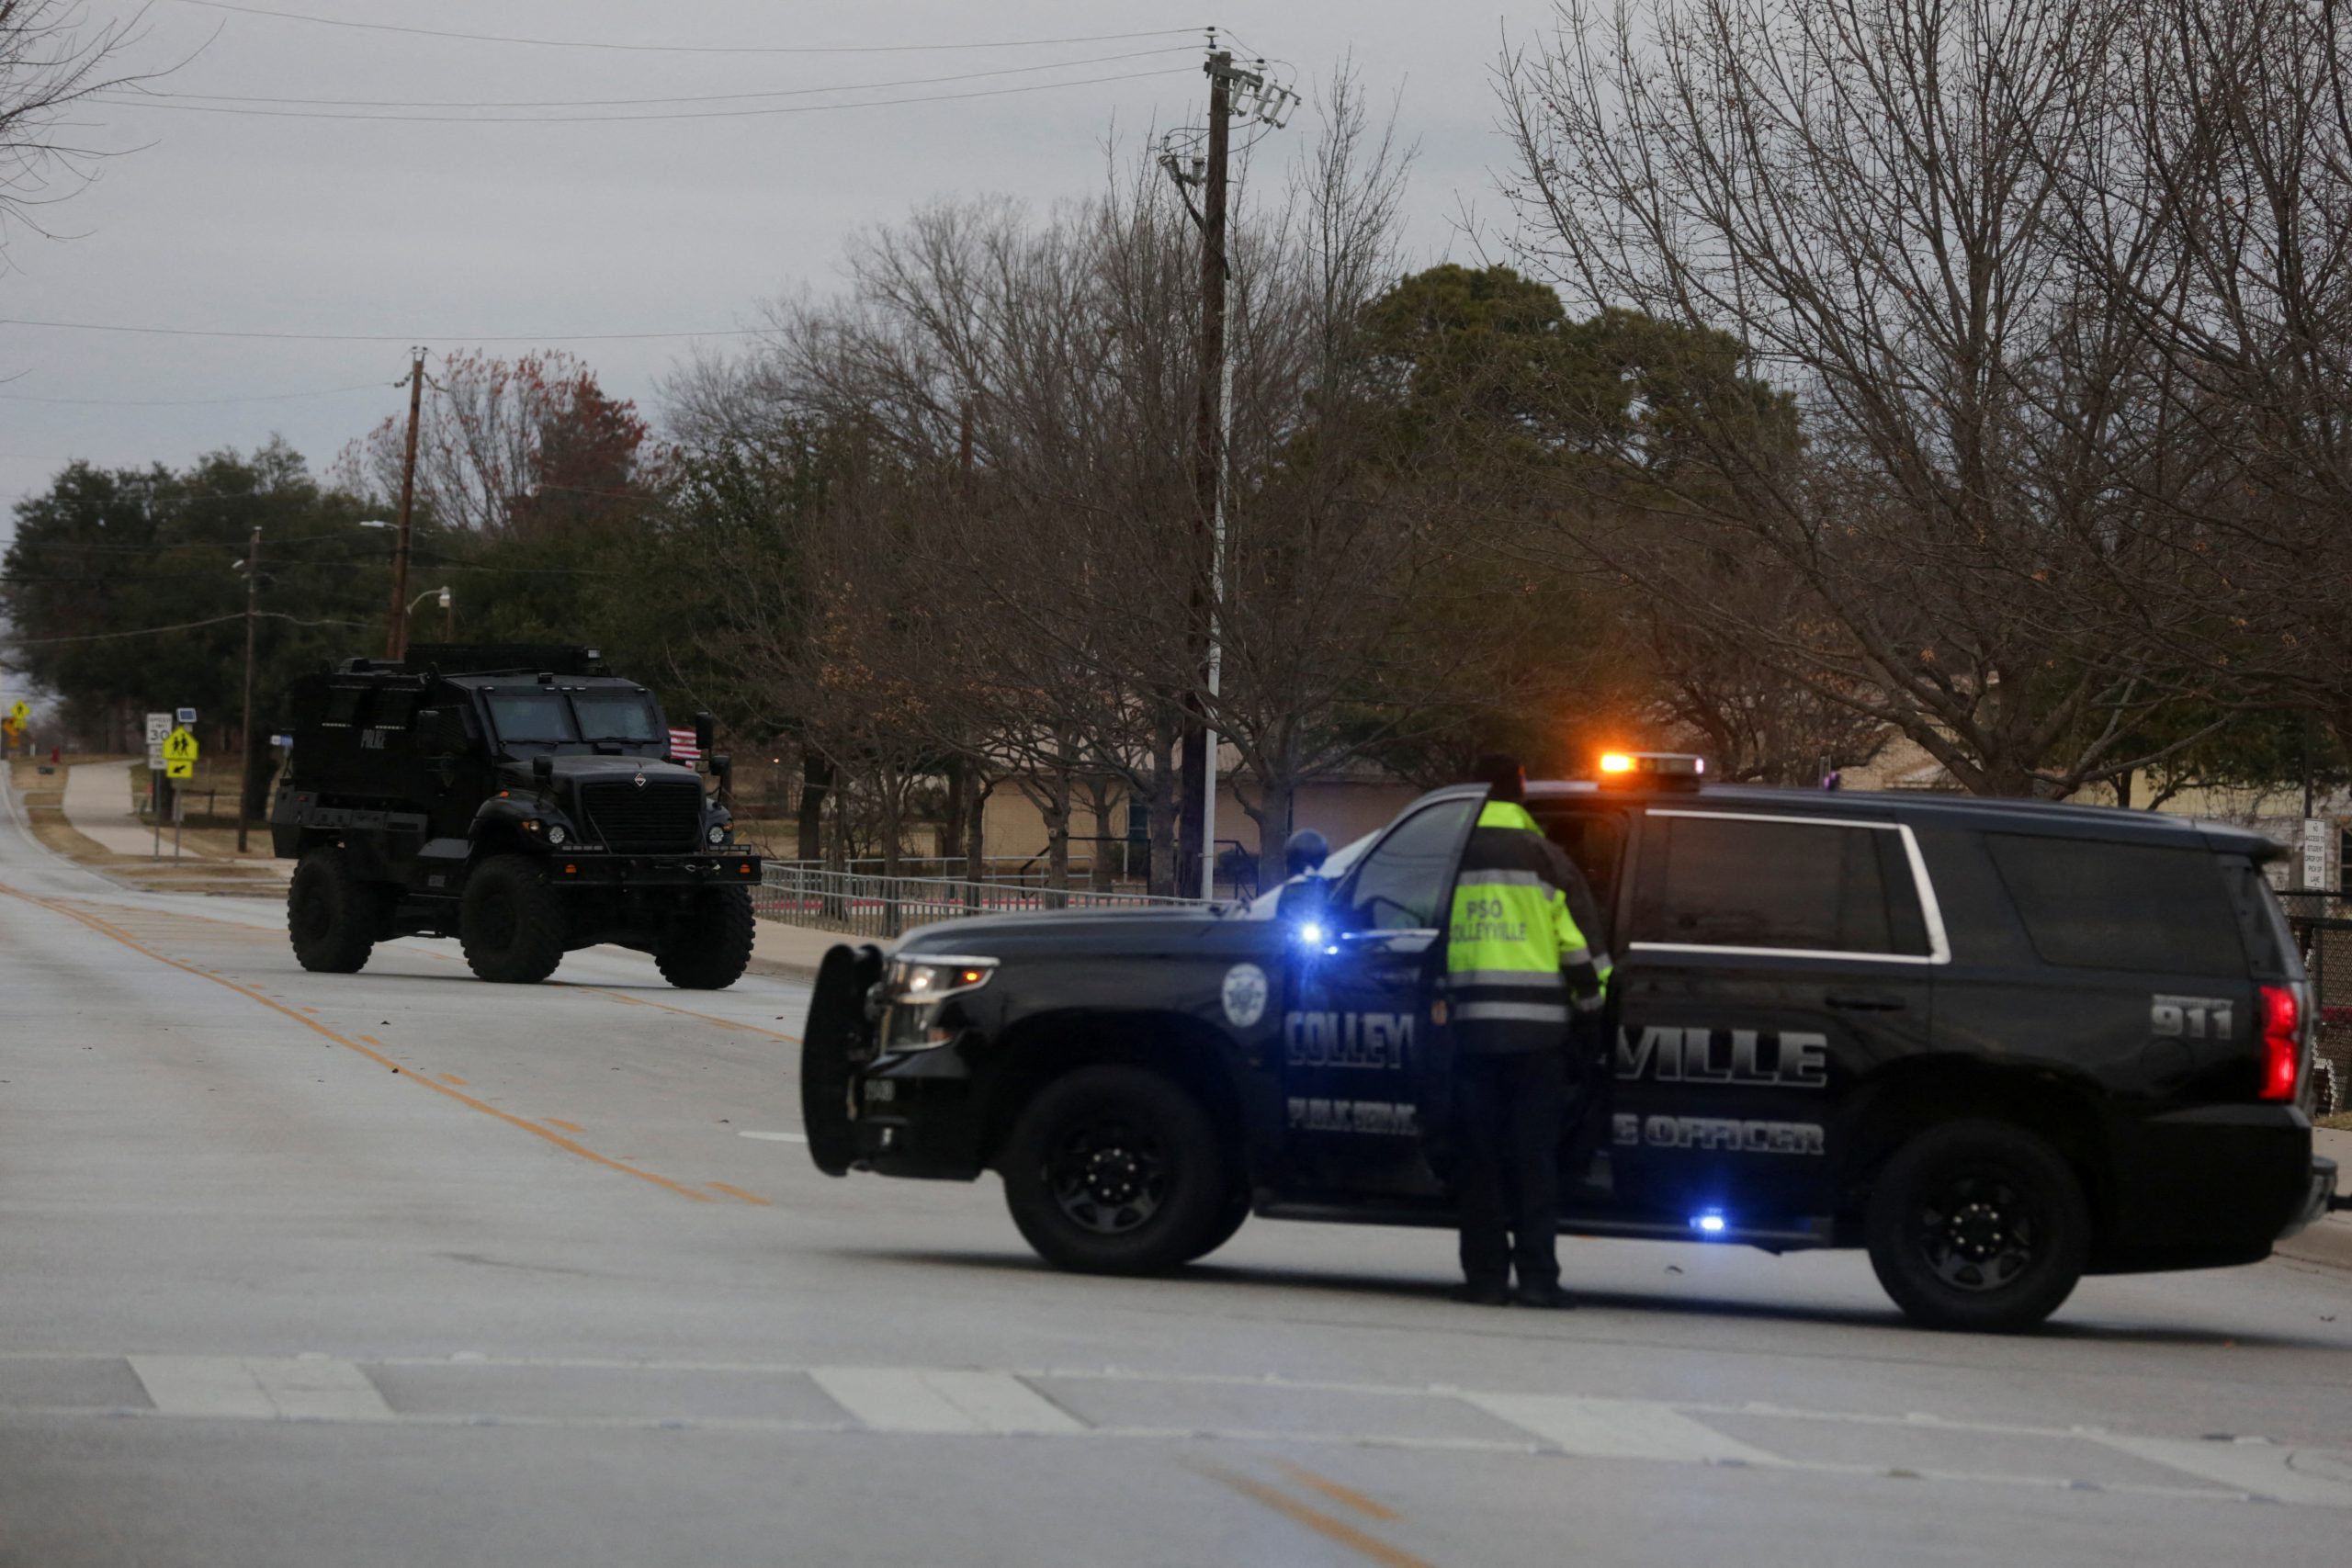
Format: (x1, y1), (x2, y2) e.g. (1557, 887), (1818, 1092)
(408, 585), (454, 640)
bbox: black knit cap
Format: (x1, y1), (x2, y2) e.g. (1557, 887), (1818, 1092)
(1470, 753), (1526, 804)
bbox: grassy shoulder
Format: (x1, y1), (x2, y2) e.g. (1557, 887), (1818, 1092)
(2320, 1112), (2352, 1132)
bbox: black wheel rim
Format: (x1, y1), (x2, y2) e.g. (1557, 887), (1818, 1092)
(1912, 1167), (2041, 1293)
(1046, 1116), (1170, 1236)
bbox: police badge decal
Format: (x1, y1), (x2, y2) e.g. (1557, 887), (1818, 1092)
(1221, 964), (1270, 1029)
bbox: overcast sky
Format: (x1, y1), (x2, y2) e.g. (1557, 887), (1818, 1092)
(0, 1), (1540, 545)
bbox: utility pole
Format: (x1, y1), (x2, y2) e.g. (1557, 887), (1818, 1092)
(235, 525), (262, 852)
(384, 347), (425, 661)
(1174, 47), (1235, 903)
(1164, 39), (1293, 901)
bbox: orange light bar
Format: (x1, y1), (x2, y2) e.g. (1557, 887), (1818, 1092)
(1600, 752), (1634, 774)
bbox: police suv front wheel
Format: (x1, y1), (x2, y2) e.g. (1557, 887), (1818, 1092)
(1001, 1066), (1234, 1275)
(1864, 1119), (2090, 1334)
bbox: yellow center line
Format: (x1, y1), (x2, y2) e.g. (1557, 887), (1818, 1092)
(707, 1182), (773, 1206)
(1274, 1461), (1402, 1522)
(1204, 1471), (1433, 1568)
(0, 880), (715, 1204)
(547, 1118), (585, 1134)
(439, 1074), (467, 1085)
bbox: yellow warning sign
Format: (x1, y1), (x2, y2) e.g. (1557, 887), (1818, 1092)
(162, 726), (199, 764)
(165, 756), (195, 781)
(6, 700), (27, 725)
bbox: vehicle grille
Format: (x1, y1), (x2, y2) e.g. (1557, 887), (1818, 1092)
(579, 777), (702, 853)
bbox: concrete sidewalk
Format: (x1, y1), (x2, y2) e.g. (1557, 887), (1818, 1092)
(747, 918), (888, 983)
(61, 761), (168, 857)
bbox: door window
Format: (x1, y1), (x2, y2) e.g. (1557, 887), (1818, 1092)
(1340, 799), (1478, 931)
(1630, 811), (1930, 957)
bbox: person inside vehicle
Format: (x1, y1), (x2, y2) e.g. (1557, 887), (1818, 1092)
(1444, 753), (1611, 1308)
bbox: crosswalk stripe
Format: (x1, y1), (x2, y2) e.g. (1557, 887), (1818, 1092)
(1464, 1393), (1782, 1466)
(2095, 1436), (2352, 1506)
(130, 1356), (392, 1421)
(809, 1368), (1081, 1435)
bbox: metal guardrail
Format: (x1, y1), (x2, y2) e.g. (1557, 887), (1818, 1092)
(754, 863), (1207, 939)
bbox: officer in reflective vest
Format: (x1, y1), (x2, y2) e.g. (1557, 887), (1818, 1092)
(1443, 754), (1611, 1307)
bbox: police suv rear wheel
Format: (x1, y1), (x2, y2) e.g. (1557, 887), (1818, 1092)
(288, 848), (381, 974)
(459, 854), (567, 984)
(1001, 1066), (1231, 1275)
(654, 886), (755, 990)
(1864, 1119), (2089, 1333)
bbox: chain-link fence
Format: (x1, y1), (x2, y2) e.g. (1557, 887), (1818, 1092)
(753, 863), (1206, 941)
(2282, 894), (2352, 1115)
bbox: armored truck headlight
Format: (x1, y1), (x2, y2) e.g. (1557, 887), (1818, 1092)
(706, 823), (727, 846)
(547, 823), (569, 846)
(887, 955), (997, 1005)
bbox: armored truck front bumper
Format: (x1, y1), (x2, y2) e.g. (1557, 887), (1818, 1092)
(541, 852), (762, 888)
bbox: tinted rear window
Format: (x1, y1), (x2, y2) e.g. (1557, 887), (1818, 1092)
(1630, 813), (1928, 956)
(1985, 835), (2244, 976)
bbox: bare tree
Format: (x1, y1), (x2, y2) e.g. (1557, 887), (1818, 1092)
(1498, 0), (2227, 795)
(0, 2), (149, 254)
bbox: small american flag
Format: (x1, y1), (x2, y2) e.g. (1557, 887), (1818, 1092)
(667, 727), (702, 763)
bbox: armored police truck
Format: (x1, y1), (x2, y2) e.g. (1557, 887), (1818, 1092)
(801, 754), (2346, 1332)
(271, 645), (760, 988)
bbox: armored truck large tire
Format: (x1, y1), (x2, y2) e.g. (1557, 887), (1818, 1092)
(1864, 1119), (2090, 1334)
(654, 886), (756, 990)
(288, 849), (383, 974)
(459, 854), (567, 985)
(1001, 1066), (1233, 1275)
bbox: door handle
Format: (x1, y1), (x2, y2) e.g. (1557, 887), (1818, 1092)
(1825, 989), (1906, 1011)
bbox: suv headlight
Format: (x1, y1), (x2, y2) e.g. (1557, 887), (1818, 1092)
(887, 954), (997, 1004)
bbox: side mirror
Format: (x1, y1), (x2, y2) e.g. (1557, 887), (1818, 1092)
(1283, 829), (1330, 879)
(694, 711), (715, 756)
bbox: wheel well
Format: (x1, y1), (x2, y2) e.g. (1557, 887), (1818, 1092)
(978, 1011), (1245, 1171)
(469, 823), (535, 863)
(1842, 1064), (2113, 1239)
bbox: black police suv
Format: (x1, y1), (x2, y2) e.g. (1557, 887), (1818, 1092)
(270, 645), (761, 988)
(800, 755), (2345, 1332)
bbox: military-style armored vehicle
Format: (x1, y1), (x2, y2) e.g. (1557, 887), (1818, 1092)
(270, 645), (761, 987)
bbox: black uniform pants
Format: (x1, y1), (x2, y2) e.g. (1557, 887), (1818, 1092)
(1452, 1046), (1566, 1289)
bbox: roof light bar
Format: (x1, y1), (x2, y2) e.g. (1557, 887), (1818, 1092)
(1597, 751), (1707, 787)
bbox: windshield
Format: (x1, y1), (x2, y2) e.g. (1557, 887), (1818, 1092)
(571, 691), (663, 744)
(484, 690), (576, 745)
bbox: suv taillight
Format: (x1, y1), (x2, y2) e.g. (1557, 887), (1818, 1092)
(2258, 984), (2301, 1102)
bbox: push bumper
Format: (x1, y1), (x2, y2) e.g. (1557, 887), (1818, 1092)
(848, 1047), (988, 1179)
(2278, 1156), (2344, 1241)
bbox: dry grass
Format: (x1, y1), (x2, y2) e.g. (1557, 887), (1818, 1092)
(2318, 1112), (2352, 1133)
(8, 754), (120, 865)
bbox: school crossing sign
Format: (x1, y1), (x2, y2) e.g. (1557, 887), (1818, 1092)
(162, 725), (199, 781)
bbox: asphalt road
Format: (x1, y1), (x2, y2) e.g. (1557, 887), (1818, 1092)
(2, 784), (2348, 1567)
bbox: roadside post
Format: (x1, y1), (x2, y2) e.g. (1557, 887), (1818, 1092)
(144, 711), (171, 835)
(164, 723), (199, 862)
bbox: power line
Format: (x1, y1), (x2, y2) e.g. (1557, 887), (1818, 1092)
(170, 2), (1200, 56)
(6, 611), (368, 645)
(96, 64), (1192, 124)
(112, 46), (1192, 109)
(0, 319), (756, 343)
(0, 382), (389, 407)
